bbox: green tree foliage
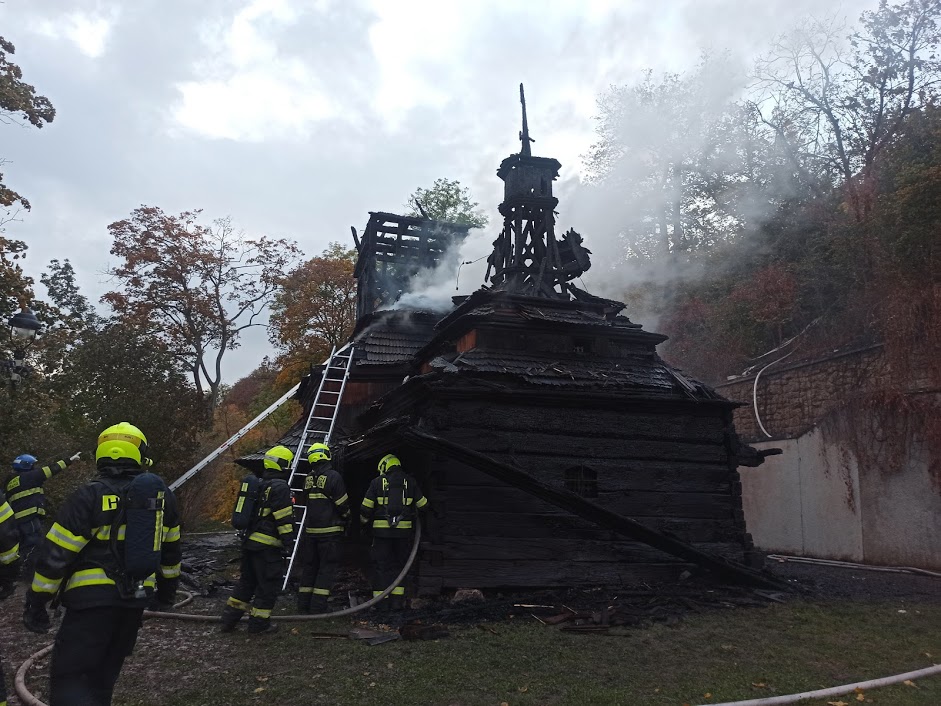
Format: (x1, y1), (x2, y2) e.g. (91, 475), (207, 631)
(405, 178), (489, 228)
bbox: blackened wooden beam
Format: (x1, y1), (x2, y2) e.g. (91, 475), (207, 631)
(404, 428), (790, 591)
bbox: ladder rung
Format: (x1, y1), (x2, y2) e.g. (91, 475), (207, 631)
(311, 416), (333, 420)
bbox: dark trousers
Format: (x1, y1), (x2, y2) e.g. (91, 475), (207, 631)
(371, 535), (413, 605)
(49, 605), (143, 706)
(226, 548), (283, 623)
(18, 517), (43, 576)
(298, 535), (341, 602)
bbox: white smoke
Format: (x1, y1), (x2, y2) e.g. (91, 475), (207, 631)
(391, 227), (495, 312)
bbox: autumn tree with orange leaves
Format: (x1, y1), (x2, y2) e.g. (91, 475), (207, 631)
(268, 242), (357, 385)
(103, 206), (300, 412)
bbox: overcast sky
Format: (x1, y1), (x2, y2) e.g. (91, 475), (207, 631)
(3, 0), (874, 383)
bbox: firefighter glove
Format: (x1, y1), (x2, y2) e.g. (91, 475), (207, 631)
(69, 450), (82, 462)
(23, 593), (51, 633)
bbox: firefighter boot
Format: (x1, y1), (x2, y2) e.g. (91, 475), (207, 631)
(219, 606), (244, 633)
(297, 592), (312, 615)
(247, 616), (279, 635)
(310, 595), (329, 615)
(389, 594), (406, 612)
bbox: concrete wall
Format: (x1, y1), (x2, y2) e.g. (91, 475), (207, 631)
(740, 424), (941, 569)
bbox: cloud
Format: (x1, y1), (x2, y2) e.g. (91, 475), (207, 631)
(31, 9), (116, 59)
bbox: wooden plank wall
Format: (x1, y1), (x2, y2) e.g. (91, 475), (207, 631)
(414, 399), (748, 591)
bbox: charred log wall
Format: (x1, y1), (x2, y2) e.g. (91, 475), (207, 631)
(412, 398), (749, 592)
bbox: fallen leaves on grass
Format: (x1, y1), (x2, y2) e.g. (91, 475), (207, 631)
(254, 687), (265, 694)
(752, 682), (767, 688)
(904, 679), (919, 688)
(518, 686), (528, 693)
(825, 701), (848, 706)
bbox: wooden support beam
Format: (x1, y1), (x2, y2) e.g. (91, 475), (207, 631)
(403, 428), (790, 591)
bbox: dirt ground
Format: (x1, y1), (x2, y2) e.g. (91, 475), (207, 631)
(2, 534), (939, 705)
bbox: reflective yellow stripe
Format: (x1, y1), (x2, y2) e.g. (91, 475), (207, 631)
(154, 490), (165, 552)
(305, 526), (342, 534)
(0, 502), (13, 523)
(250, 607), (271, 618)
(57, 459), (68, 469)
(277, 524), (293, 535)
(160, 563), (181, 578)
(335, 494), (348, 506)
(416, 496), (428, 509)
(307, 492), (328, 500)
(372, 590), (383, 597)
(32, 571), (62, 594)
(9, 487), (42, 503)
(93, 525), (126, 541)
(391, 586), (405, 596)
(298, 586), (314, 594)
(272, 506), (293, 520)
(14, 506), (42, 519)
(0, 543), (19, 564)
(66, 568), (115, 590)
(376, 497), (387, 505)
(372, 520), (412, 529)
(261, 508), (272, 517)
(43, 466), (54, 479)
(47, 523), (89, 553)
(361, 498), (375, 509)
(227, 597), (250, 611)
(312, 588), (330, 596)
(163, 525), (181, 542)
(248, 532), (281, 547)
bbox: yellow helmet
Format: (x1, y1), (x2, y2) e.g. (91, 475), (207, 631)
(378, 453), (401, 474)
(263, 445), (294, 472)
(96, 422), (147, 468)
(307, 442), (331, 465)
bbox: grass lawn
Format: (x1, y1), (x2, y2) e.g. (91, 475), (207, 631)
(63, 598), (937, 706)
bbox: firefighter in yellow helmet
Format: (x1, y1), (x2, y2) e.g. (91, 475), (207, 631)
(23, 422), (181, 706)
(221, 445), (295, 634)
(360, 453), (428, 612)
(296, 442), (349, 614)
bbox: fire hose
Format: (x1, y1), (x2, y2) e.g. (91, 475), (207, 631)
(15, 522), (420, 705)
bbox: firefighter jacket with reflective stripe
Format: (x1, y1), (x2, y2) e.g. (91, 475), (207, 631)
(303, 464), (349, 536)
(360, 469), (428, 538)
(5, 457), (73, 522)
(26, 469), (182, 610)
(245, 473), (294, 551)
(0, 490), (20, 574)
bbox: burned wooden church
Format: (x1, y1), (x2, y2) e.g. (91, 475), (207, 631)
(239, 86), (776, 594)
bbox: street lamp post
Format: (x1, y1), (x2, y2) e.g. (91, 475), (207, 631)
(5, 308), (42, 385)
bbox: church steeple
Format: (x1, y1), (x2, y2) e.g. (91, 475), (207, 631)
(485, 84), (591, 298)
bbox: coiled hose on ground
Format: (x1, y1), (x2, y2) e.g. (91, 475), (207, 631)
(15, 523), (420, 705)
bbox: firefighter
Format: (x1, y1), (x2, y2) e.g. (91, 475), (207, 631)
(221, 444), (295, 634)
(360, 454), (428, 612)
(0, 487), (21, 706)
(296, 442), (349, 614)
(6, 450), (82, 573)
(21, 422), (181, 706)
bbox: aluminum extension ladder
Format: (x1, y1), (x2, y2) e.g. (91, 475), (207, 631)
(281, 342), (355, 589)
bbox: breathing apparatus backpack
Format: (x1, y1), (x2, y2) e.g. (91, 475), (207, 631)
(232, 473), (263, 532)
(98, 473), (169, 599)
(383, 473), (408, 528)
